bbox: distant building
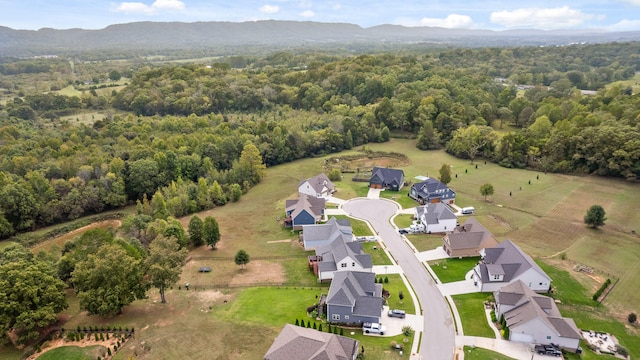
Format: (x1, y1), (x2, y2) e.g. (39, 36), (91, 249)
(369, 167), (405, 191)
(298, 173), (336, 199)
(325, 271), (384, 325)
(285, 195), (326, 230)
(309, 237), (373, 282)
(301, 217), (353, 251)
(415, 203), (457, 233)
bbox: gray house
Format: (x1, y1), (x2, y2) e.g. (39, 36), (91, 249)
(415, 202), (458, 233)
(325, 271), (383, 325)
(285, 195), (326, 230)
(409, 177), (456, 204)
(310, 238), (373, 281)
(472, 239), (551, 292)
(264, 324), (359, 360)
(301, 217), (353, 251)
(298, 173), (336, 199)
(494, 280), (581, 351)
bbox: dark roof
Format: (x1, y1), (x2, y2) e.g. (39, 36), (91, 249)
(370, 167), (404, 185)
(478, 239), (550, 283)
(302, 217), (353, 249)
(410, 177), (455, 199)
(264, 324), (359, 360)
(327, 271), (383, 318)
(446, 217), (498, 250)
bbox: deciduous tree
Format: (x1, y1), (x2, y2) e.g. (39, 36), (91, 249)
(584, 205), (606, 228)
(203, 216), (220, 249)
(145, 235), (187, 304)
(0, 244), (67, 344)
(235, 249), (250, 269)
(439, 164), (452, 185)
(72, 244), (148, 316)
(188, 215), (204, 247)
(480, 183), (494, 202)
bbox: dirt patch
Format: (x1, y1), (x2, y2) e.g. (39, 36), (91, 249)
(228, 260), (286, 286)
(29, 337), (118, 360)
(267, 239), (291, 244)
(31, 220), (122, 254)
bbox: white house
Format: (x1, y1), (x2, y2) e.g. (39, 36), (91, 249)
(414, 203), (457, 234)
(298, 173), (336, 199)
(472, 239), (551, 292)
(495, 280), (582, 351)
(310, 238), (373, 281)
(301, 217), (353, 251)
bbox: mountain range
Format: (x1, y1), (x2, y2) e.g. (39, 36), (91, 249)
(1, 20), (639, 57)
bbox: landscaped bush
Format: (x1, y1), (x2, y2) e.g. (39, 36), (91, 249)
(490, 310), (497, 323)
(593, 278), (612, 301)
(402, 325), (414, 336)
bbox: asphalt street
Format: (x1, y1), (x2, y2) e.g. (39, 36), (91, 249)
(343, 198), (456, 360)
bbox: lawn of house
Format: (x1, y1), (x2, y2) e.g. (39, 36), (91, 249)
(428, 257), (479, 283)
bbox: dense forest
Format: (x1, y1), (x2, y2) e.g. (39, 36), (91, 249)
(0, 42), (639, 238)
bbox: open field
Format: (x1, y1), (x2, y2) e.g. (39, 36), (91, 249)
(4, 138), (640, 359)
(405, 233), (443, 252)
(36, 345), (106, 360)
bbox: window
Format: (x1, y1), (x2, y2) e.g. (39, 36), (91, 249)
(344, 315), (349, 320)
(494, 275), (501, 280)
(332, 314), (340, 321)
(352, 262), (355, 267)
(341, 263), (347, 268)
(539, 282), (543, 285)
(546, 336), (552, 339)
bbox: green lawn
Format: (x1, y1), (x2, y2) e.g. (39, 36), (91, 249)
(363, 241), (393, 265)
(379, 274), (416, 314)
(393, 214), (414, 228)
(379, 188), (415, 209)
(536, 260), (597, 306)
(406, 234), (443, 252)
(463, 345), (515, 360)
(428, 257), (479, 283)
(216, 286), (414, 359)
(452, 293), (495, 338)
(38, 345), (106, 360)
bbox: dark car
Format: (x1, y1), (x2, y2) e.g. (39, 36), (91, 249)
(387, 309), (406, 318)
(398, 229), (408, 235)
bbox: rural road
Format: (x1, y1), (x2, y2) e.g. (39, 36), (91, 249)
(343, 198), (456, 360)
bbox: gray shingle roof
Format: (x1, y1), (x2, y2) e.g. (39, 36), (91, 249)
(416, 203), (457, 225)
(299, 173), (336, 196)
(264, 324), (359, 360)
(410, 177), (455, 201)
(478, 239), (550, 284)
(370, 167), (404, 186)
(445, 217), (498, 250)
(495, 280), (581, 340)
(315, 238), (372, 273)
(302, 217), (353, 250)
(327, 271), (383, 317)
(286, 195), (326, 220)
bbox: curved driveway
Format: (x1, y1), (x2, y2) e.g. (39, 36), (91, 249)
(343, 198), (455, 360)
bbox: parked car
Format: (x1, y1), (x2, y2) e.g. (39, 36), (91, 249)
(198, 267), (212, 272)
(362, 322), (386, 335)
(388, 309), (406, 318)
(535, 344), (562, 357)
(398, 229), (408, 235)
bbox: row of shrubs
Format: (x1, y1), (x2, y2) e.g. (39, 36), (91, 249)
(63, 325), (135, 333)
(295, 318), (343, 335)
(593, 278), (612, 301)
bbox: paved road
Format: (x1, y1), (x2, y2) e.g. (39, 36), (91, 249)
(344, 198), (456, 360)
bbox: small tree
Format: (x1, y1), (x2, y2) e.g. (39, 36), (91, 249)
(328, 169), (342, 182)
(399, 291), (404, 303)
(203, 216), (221, 249)
(584, 205), (606, 228)
(439, 164), (452, 185)
(188, 215), (204, 247)
(628, 313), (637, 324)
(234, 249), (250, 269)
(480, 183), (494, 202)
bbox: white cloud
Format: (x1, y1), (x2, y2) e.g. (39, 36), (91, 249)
(490, 6), (594, 29)
(300, 10), (315, 18)
(420, 14), (474, 29)
(114, 0), (185, 14)
(623, 0), (640, 5)
(608, 19), (640, 31)
(152, 0), (185, 10)
(259, 5), (280, 14)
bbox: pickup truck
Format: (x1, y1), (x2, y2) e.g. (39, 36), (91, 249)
(362, 322), (386, 335)
(535, 344), (562, 357)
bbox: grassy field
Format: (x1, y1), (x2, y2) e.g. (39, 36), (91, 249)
(331, 215), (373, 236)
(393, 214), (414, 228)
(452, 293), (496, 338)
(380, 274), (416, 314)
(37, 345), (106, 360)
(4, 138), (640, 359)
(428, 257), (479, 283)
(463, 345), (515, 360)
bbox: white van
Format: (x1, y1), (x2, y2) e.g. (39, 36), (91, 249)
(461, 206), (475, 215)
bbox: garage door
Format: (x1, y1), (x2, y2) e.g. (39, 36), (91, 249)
(510, 332), (534, 343)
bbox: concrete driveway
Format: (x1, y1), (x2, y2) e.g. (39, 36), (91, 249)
(343, 198), (456, 360)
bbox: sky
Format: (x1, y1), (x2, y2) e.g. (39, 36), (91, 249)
(1, 0), (640, 31)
